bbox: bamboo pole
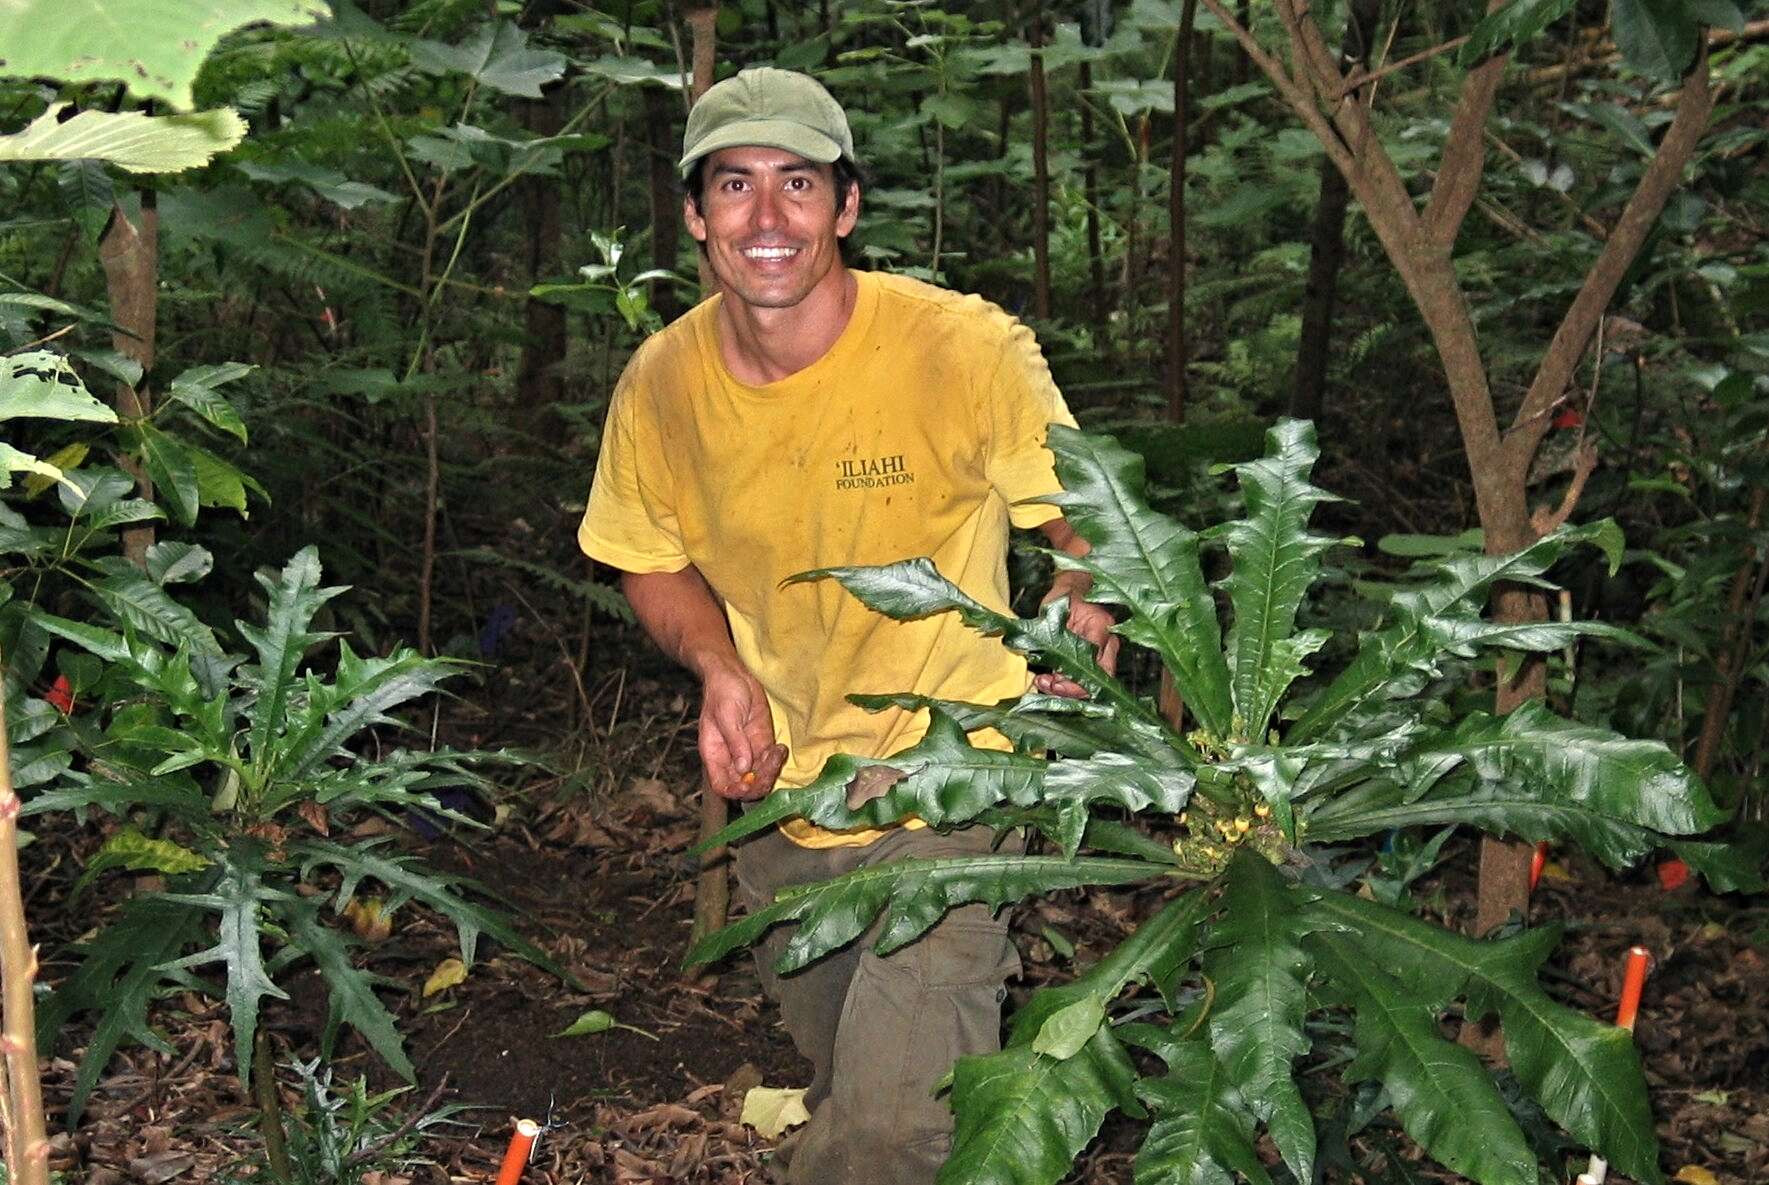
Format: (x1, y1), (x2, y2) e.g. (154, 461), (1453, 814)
(0, 672), (51, 1185)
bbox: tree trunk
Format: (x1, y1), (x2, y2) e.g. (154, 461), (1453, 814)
(0, 679), (50, 1185)
(684, 2), (729, 959)
(1166, 0), (1198, 423)
(645, 86), (685, 323)
(1029, 8), (1052, 321)
(686, 5), (720, 298)
(1197, 0), (1716, 973)
(1078, 63), (1106, 329)
(1289, 0), (1379, 424)
(98, 194), (158, 569)
(515, 77), (567, 423)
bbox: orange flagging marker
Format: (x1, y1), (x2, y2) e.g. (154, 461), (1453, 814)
(1529, 842), (1549, 893)
(1582, 946), (1653, 1185)
(494, 1118), (542, 1185)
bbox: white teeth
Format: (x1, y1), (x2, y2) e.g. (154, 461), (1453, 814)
(743, 246), (798, 260)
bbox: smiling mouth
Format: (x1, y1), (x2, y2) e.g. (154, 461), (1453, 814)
(741, 245), (800, 262)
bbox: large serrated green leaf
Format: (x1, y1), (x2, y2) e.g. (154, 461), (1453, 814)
(1040, 425), (1233, 737)
(700, 708), (1191, 856)
(793, 559), (1182, 750)
(1203, 852), (1316, 1182)
(287, 908), (414, 1082)
(159, 862), (290, 1086)
(688, 854), (1169, 974)
(1302, 892), (1662, 1185)
(279, 643), (456, 781)
(0, 104), (246, 173)
(1309, 932), (1535, 1185)
(238, 547), (342, 774)
(940, 1029), (1141, 1185)
(1415, 701), (1720, 835)
(1134, 1042), (1273, 1185)
(0, 0), (330, 110)
(1291, 521), (1623, 743)
(1219, 420), (1340, 739)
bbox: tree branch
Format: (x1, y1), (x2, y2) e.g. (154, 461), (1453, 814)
(1503, 45), (1714, 475)
(1422, 0), (1509, 248)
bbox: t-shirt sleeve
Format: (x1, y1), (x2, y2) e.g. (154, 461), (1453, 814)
(981, 317), (1078, 529)
(577, 361), (690, 573)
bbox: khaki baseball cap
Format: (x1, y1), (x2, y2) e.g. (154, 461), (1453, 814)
(679, 67), (855, 179)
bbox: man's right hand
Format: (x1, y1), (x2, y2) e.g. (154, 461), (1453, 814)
(699, 660), (788, 801)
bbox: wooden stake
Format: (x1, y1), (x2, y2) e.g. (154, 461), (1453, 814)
(0, 671), (50, 1185)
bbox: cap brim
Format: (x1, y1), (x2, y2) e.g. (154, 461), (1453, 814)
(678, 118), (844, 178)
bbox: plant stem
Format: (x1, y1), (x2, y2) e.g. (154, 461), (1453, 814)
(253, 1027), (291, 1183)
(0, 673), (51, 1185)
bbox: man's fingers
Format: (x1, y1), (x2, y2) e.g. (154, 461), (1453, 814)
(1098, 634), (1122, 676)
(748, 742), (789, 794)
(1033, 672), (1089, 699)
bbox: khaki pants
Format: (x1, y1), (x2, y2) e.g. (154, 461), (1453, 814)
(733, 824), (1021, 1185)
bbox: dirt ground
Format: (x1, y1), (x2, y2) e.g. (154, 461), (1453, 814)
(21, 661), (1769, 1185)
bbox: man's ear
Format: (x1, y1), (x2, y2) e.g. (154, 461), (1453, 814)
(835, 181), (860, 239)
(683, 194), (707, 243)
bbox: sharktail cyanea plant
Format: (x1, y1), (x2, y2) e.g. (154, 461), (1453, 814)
(687, 420), (1753, 1185)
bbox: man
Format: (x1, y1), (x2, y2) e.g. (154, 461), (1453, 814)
(578, 67), (1115, 1185)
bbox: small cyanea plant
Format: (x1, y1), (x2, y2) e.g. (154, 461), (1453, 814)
(689, 420), (1746, 1185)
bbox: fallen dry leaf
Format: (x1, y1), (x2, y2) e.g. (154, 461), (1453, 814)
(424, 957), (467, 997)
(740, 1087), (810, 1140)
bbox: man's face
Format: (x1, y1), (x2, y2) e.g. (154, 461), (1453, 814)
(684, 146), (859, 312)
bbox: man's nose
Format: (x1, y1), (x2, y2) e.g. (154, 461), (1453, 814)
(751, 186), (783, 231)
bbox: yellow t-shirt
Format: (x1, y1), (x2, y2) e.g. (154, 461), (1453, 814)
(579, 270), (1076, 846)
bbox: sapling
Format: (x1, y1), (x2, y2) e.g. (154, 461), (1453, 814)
(0, 673), (49, 1185)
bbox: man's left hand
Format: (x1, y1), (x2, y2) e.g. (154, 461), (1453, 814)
(1033, 588), (1119, 699)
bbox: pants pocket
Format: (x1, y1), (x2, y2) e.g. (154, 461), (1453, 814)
(913, 908), (1021, 989)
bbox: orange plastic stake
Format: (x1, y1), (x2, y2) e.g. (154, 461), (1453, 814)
(1585, 947), (1653, 1184)
(494, 1118), (542, 1185)
(1613, 945), (1651, 1031)
(1529, 842), (1548, 893)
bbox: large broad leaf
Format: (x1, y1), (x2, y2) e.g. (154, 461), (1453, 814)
(688, 854), (1169, 974)
(1610, 0), (1710, 81)
(1219, 420), (1340, 740)
(237, 548), (342, 772)
(1308, 932), (1536, 1185)
(1133, 1042), (1273, 1185)
(792, 559), (1183, 752)
(0, 0), (330, 110)
(1303, 891), (1661, 1185)
(0, 350), (117, 424)
(159, 862), (289, 1086)
(1039, 425), (1233, 738)
(34, 894), (205, 1127)
(0, 104), (245, 173)
(165, 363), (251, 441)
(1406, 701), (1720, 835)
(286, 907), (414, 1082)
(1203, 852), (1317, 1182)
(408, 21), (568, 98)
(851, 691), (1129, 759)
(941, 892), (1213, 1185)
(701, 709), (1191, 858)
(941, 1031), (1140, 1185)
(1291, 521), (1623, 743)
(86, 557), (222, 654)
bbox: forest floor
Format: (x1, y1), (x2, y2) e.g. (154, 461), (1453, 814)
(22, 644), (1769, 1185)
